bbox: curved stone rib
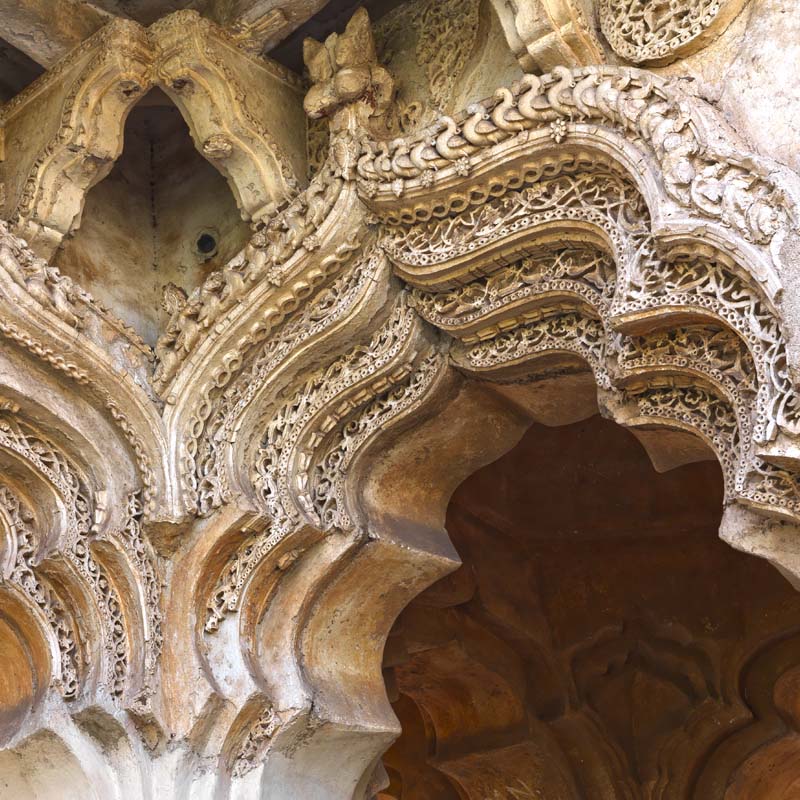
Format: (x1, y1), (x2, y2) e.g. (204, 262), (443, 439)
(203, 297), (429, 631)
(390, 166), (799, 465)
(0, 484), (80, 700)
(154, 164), (354, 395)
(0, 413), (130, 698)
(186, 243), (389, 518)
(358, 65), (800, 302)
(0, 223), (171, 519)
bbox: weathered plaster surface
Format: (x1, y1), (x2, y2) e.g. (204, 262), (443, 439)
(0, 0), (799, 798)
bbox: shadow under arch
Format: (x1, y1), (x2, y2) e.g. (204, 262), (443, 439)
(53, 86), (252, 346)
(350, 369), (800, 799)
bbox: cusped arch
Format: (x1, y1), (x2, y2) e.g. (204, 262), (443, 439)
(0, 399), (163, 709)
(0, 12), (306, 262)
(360, 67), (800, 527)
(158, 62), (800, 796)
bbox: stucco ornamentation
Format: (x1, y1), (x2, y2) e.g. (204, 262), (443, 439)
(1, 4), (800, 798)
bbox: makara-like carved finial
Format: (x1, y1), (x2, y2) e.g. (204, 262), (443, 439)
(302, 8), (394, 124)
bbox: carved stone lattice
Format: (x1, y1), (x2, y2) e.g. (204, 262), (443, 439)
(0, 6), (799, 800)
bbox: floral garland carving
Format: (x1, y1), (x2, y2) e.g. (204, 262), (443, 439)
(429, 244), (799, 519)
(382, 168), (650, 272)
(392, 169), (798, 450)
(189, 243), (385, 517)
(204, 298), (432, 631)
(409, 247), (616, 337)
(0, 413), (129, 696)
(308, 349), (446, 531)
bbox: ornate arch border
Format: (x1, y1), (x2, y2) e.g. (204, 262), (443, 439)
(3, 51), (800, 796)
(180, 65), (800, 795)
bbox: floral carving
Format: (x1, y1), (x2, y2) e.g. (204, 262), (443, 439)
(598, 0), (749, 65)
(204, 297), (436, 631)
(0, 485), (80, 698)
(189, 243), (384, 517)
(153, 162), (345, 392)
(414, 0), (481, 112)
(234, 705), (278, 777)
(0, 413), (130, 696)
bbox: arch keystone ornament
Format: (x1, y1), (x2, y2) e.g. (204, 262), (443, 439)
(1, 3), (800, 798)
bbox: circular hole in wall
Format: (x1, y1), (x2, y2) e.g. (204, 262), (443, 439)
(196, 231), (218, 259)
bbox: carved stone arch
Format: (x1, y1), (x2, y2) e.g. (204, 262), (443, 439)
(170, 64), (800, 796)
(0, 421), (122, 687)
(0, 11), (307, 267)
(158, 157), (366, 511)
(165, 229), (452, 796)
(0, 19), (153, 260)
(0, 395), (164, 713)
(356, 67), (800, 511)
(140, 61), (800, 795)
(149, 10), (307, 225)
(0, 444), (109, 706)
(322, 360), (785, 794)
(0, 481), (81, 706)
(0, 223), (174, 519)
